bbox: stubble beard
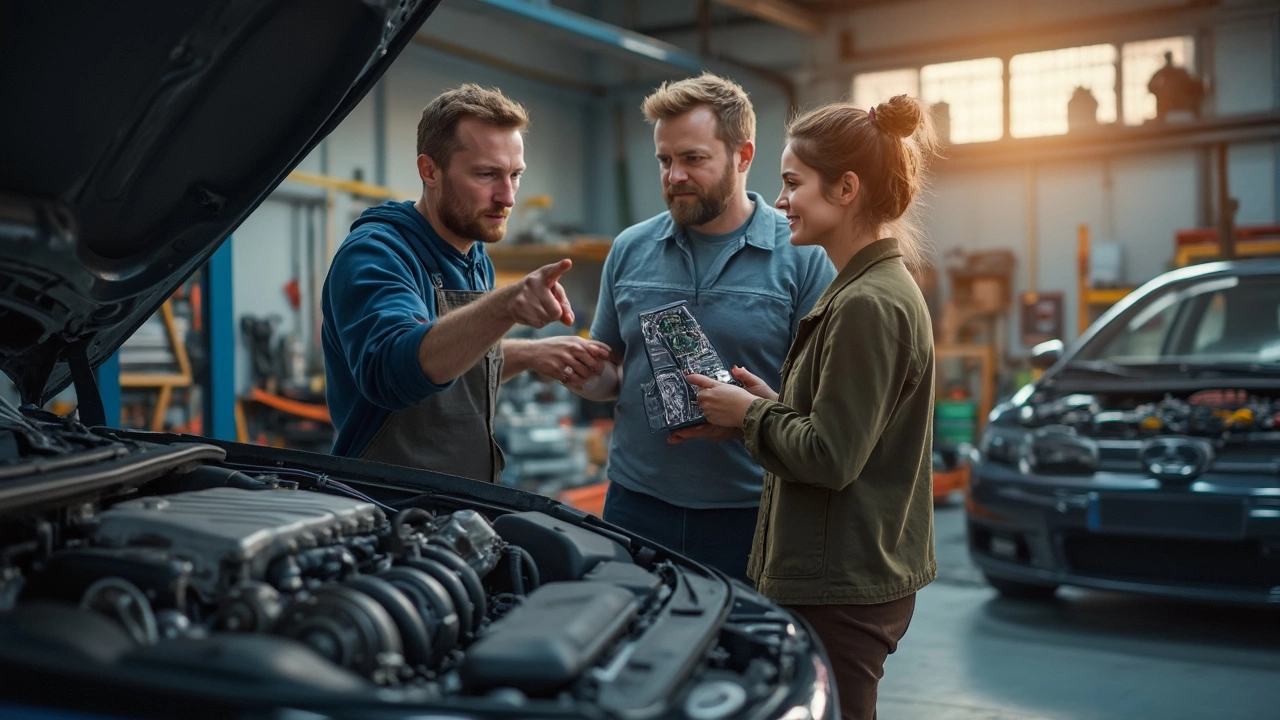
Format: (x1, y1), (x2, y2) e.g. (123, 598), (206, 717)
(439, 177), (509, 244)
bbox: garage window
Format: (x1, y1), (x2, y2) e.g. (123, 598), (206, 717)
(1122, 36), (1196, 126)
(851, 68), (920, 110)
(921, 58), (1004, 144)
(1010, 44), (1118, 138)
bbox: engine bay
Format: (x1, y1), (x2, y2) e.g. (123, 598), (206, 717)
(0, 410), (820, 718)
(1023, 388), (1280, 439)
(982, 386), (1280, 480)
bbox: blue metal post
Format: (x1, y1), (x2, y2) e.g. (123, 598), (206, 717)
(95, 352), (121, 427)
(204, 239), (237, 441)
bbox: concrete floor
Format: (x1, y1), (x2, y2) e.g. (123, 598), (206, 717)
(877, 503), (1280, 720)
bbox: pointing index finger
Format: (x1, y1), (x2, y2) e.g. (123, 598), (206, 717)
(537, 258), (573, 286)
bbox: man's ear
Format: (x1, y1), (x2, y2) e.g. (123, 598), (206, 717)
(417, 154), (441, 189)
(838, 171), (861, 206)
(735, 140), (755, 173)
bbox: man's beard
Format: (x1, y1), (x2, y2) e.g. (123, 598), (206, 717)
(438, 178), (509, 244)
(664, 158), (736, 227)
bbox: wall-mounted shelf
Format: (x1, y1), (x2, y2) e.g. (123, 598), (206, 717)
(488, 238), (614, 288)
(940, 111), (1280, 172)
(1174, 224), (1280, 267)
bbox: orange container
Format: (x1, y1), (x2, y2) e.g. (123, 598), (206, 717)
(933, 465), (969, 501)
(558, 481), (610, 517)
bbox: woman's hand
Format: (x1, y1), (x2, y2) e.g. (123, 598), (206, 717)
(730, 366), (778, 401)
(667, 424), (744, 444)
(686, 373), (761, 428)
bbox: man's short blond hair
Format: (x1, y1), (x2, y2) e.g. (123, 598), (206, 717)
(417, 83), (529, 168)
(641, 73), (755, 151)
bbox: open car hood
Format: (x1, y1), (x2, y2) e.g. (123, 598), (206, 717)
(0, 0), (441, 407)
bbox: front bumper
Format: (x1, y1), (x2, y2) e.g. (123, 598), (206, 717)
(966, 462), (1280, 605)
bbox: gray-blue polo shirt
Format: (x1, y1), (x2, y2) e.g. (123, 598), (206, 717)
(591, 192), (836, 508)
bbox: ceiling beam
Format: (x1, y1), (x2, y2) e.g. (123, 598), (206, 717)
(452, 0), (703, 73)
(709, 0), (823, 36)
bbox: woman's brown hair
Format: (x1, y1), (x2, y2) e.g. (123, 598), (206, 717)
(785, 95), (941, 270)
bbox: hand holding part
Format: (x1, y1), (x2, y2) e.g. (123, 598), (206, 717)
(686, 373), (759, 429)
(668, 423), (744, 444)
(731, 366), (778, 401)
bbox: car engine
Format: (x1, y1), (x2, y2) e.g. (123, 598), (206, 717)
(1023, 388), (1280, 438)
(985, 387), (1280, 481)
(0, 416), (823, 718)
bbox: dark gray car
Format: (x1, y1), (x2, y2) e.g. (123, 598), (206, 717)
(968, 258), (1280, 606)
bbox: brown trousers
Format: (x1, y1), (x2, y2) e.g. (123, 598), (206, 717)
(785, 594), (916, 720)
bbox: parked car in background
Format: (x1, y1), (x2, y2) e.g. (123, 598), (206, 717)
(967, 259), (1280, 605)
(0, 2), (833, 718)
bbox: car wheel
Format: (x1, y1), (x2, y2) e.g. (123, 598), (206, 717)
(984, 574), (1059, 600)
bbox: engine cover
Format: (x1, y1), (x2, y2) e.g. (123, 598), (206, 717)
(92, 488), (382, 599)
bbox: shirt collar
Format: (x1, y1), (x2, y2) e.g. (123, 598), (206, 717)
(813, 238), (904, 309)
(657, 192), (775, 250)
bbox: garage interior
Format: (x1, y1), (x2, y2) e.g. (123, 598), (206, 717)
(3, 1), (1278, 718)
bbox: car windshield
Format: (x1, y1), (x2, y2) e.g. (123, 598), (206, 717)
(1075, 274), (1280, 366)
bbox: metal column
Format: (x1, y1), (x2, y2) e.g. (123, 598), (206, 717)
(94, 352), (121, 427)
(204, 240), (236, 441)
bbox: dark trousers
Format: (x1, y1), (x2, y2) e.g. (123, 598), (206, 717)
(785, 595), (916, 720)
(602, 481), (757, 584)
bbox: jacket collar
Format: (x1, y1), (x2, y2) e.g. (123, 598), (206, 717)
(654, 192), (776, 250)
(812, 238), (903, 311)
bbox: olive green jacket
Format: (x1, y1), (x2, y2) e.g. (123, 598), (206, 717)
(743, 238), (937, 605)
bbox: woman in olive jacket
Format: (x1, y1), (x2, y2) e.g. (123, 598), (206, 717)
(681, 95), (940, 720)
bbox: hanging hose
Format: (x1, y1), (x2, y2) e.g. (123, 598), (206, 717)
(507, 546), (524, 595)
(513, 546), (540, 592)
(391, 508), (434, 556)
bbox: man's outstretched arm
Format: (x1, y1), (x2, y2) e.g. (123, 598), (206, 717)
(418, 259), (576, 384)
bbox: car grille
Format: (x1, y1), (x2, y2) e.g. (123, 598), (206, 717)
(1062, 532), (1280, 589)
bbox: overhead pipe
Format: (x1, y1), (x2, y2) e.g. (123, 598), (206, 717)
(454, 0), (703, 73)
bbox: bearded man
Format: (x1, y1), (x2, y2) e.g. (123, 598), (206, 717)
(321, 84), (609, 483)
(564, 74), (834, 583)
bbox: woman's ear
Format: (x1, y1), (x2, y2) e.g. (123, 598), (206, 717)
(837, 171), (861, 206)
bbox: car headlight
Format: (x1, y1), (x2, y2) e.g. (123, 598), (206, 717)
(777, 656), (831, 720)
(978, 427), (1025, 466)
(978, 426), (1097, 476)
(1019, 426), (1098, 476)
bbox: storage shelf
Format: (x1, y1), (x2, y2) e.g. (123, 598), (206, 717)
(486, 238), (613, 273)
(1082, 288), (1134, 305)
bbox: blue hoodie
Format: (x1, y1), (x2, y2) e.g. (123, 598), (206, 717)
(321, 200), (495, 458)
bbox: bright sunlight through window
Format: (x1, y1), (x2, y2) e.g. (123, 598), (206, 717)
(1123, 36), (1195, 125)
(921, 58), (1004, 144)
(1010, 44), (1117, 138)
(852, 68), (920, 110)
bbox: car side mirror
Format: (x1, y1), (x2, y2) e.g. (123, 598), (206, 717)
(1030, 339), (1064, 370)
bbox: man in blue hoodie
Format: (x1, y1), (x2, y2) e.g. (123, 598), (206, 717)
(321, 84), (610, 483)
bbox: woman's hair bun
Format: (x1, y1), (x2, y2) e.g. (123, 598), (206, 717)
(873, 94), (925, 139)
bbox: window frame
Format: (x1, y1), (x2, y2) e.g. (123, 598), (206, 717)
(849, 33), (1198, 145)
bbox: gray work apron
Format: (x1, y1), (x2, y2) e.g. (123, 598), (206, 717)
(358, 284), (505, 484)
